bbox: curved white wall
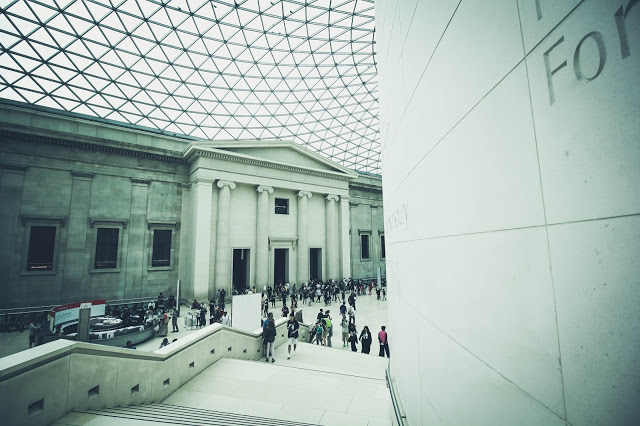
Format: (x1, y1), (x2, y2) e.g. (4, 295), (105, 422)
(377, 0), (640, 425)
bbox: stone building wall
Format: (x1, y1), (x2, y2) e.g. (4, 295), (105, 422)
(349, 173), (386, 280)
(1, 104), (383, 308)
(0, 124), (188, 308)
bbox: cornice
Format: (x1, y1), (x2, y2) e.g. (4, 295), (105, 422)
(20, 215), (67, 227)
(70, 171), (95, 179)
(1, 130), (186, 164)
(131, 178), (151, 186)
(349, 181), (383, 193)
(0, 163), (28, 172)
(191, 149), (353, 181)
(147, 220), (180, 230)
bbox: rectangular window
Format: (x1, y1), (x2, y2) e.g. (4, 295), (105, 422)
(275, 198), (289, 215)
(26, 226), (56, 271)
(381, 235), (386, 259)
(361, 234), (370, 259)
(94, 228), (119, 269)
(152, 230), (172, 267)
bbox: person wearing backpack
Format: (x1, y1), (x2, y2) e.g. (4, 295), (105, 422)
(264, 318), (277, 363)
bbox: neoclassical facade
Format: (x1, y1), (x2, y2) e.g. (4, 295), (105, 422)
(0, 104), (383, 308)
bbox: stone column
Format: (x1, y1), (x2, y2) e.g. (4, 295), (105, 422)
(255, 185), (273, 289)
(191, 178), (213, 301)
(177, 183), (191, 296)
(325, 194), (340, 280)
(124, 178), (150, 299)
(215, 180), (236, 298)
(0, 165), (26, 309)
(339, 195), (351, 279)
(61, 171), (94, 302)
(296, 191), (312, 284)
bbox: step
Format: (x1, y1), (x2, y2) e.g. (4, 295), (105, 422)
(83, 402), (315, 426)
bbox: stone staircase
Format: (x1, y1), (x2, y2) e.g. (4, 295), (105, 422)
(82, 403), (314, 425)
(55, 342), (394, 425)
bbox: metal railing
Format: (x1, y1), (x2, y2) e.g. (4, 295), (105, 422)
(0, 297), (162, 317)
(386, 365), (407, 426)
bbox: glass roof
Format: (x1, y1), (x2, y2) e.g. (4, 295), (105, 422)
(0, 0), (379, 173)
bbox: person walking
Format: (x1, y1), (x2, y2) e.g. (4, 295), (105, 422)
(378, 325), (390, 358)
(28, 320), (39, 348)
(341, 315), (349, 348)
(324, 311), (333, 347)
(348, 330), (358, 352)
(171, 308), (179, 332)
(314, 320), (324, 345)
(360, 326), (372, 354)
(286, 314), (299, 359)
(264, 317), (277, 363)
(263, 312), (273, 356)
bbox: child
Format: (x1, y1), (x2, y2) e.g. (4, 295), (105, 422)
(348, 331), (358, 352)
(315, 320), (324, 345)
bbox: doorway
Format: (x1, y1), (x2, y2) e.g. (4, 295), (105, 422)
(309, 248), (322, 281)
(232, 249), (250, 293)
(274, 248), (289, 286)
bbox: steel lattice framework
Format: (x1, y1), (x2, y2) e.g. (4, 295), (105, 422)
(0, 0), (379, 173)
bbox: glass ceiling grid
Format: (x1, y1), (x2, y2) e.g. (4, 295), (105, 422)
(0, 0), (380, 173)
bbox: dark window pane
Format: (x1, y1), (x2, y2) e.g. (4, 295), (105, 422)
(95, 228), (119, 269)
(152, 230), (172, 267)
(275, 198), (289, 215)
(361, 234), (370, 259)
(381, 235), (386, 259)
(27, 226), (56, 271)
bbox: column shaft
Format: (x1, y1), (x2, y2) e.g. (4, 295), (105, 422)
(215, 180), (235, 298)
(325, 195), (339, 280)
(0, 166), (26, 309)
(124, 179), (149, 299)
(255, 185), (273, 289)
(191, 179), (213, 301)
(296, 191), (312, 283)
(340, 196), (351, 279)
(61, 172), (93, 302)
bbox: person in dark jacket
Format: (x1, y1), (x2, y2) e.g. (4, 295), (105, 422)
(199, 306), (207, 328)
(359, 326), (372, 354)
(348, 331), (358, 352)
(264, 318), (277, 363)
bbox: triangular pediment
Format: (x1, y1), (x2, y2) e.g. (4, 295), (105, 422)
(183, 140), (357, 178)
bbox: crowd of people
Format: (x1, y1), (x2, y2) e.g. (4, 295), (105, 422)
(258, 277), (390, 360)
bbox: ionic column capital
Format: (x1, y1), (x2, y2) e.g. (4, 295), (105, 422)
(297, 190), (312, 199)
(325, 194), (340, 202)
(257, 185), (274, 194)
(217, 180), (236, 189)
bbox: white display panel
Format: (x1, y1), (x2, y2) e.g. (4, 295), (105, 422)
(231, 293), (262, 333)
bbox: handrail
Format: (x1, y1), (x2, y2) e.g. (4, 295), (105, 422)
(386, 365), (407, 426)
